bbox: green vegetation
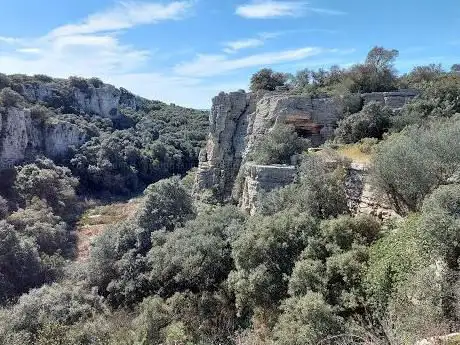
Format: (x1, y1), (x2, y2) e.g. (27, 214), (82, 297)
(2, 53), (460, 345)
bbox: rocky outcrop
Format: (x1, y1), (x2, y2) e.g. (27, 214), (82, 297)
(240, 164), (297, 215)
(346, 163), (400, 220)
(20, 82), (138, 118)
(195, 90), (344, 200)
(362, 89), (418, 109)
(195, 89), (418, 205)
(0, 107), (88, 168)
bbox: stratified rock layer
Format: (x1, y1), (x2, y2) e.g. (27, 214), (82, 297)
(195, 89), (417, 214)
(240, 164), (297, 215)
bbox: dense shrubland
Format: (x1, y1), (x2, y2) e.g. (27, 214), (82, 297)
(1, 51), (460, 345)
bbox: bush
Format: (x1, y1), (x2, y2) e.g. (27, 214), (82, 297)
(0, 220), (44, 304)
(335, 102), (392, 144)
(8, 199), (69, 256)
(0, 282), (104, 341)
(148, 205), (245, 296)
(249, 123), (307, 165)
(372, 117), (460, 213)
(0, 87), (24, 107)
(15, 158), (79, 220)
(272, 293), (344, 345)
(137, 176), (195, 233)
(228, 210), (318, 311)
(0, 196), (9, 220)
(260, 154), (349, 219)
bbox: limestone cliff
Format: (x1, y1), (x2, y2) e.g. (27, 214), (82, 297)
(0, 107), (88, 168)
(195, 89), (417, 215)
(0, 78), (142, 168)
(20, 82), (138, 118)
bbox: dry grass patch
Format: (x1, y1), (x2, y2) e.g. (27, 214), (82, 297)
(76, 197), (143, 261)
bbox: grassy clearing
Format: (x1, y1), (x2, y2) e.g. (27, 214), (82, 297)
(76, 197), (143, 261)
(336, 144), (373, 164)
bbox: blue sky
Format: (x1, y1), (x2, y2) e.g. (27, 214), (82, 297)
(0, 0), (459, 108)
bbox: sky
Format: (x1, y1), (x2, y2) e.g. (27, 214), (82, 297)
(0, 1), (459, 108)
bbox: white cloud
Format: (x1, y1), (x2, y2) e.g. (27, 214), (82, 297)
(235, 1), (346, 18)
(174, 47), (327, 77)
(236, 1), (307, 18)
(0, 36), (20, 44)
(49, 1), (193, 38)
(223, 38), (265, 54)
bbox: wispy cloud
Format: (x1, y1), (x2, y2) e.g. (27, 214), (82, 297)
(49, 1), (193, 37)
(0, 36), (20, 44)
(235, 1), (345, 19)
(174, 47), (333, 77)
(223, 38), (265, 54)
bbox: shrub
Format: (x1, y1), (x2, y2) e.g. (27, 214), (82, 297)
(335, 102), (392, 144)
(137, 176), (195, 233)
(14, 158), (79, 220)
(68, 76), (89, 91)
(249, 123), (307, 165)
(372, 117), (460, 213)
(260, 154), (350, 219)
(0, 220), (44, 304)
(0, 196), (8, 220)
(272, 293), (344, 345)
(0, 87), (24, 107)
(0, 73), (11, 89)
(228, 210), (318, 311)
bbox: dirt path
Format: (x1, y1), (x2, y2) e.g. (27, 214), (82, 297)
(76, 198), (142, 261)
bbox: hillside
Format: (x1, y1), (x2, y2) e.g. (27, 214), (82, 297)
(1, 48), (460, 345)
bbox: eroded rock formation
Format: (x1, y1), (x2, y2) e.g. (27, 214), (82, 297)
(0, 107), (88, 168)
(195, 89), (416, 215)
(240, 164), (297, 215)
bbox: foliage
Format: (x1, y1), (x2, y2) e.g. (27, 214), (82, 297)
(249, 123), (307, 165)
(229, 210), (318, 311)
(0, 220), (43, 304)
(372, 117), (460, 213)
(15, 158), (79, 220)
(260, 154), (349, 218)
(148, 205), (245, 296)
(335, 102), (392, 144)
(272, 293), (344, 345)
(0, 87), (24, 107)
(250, 68), (289, 92)
(137, 176), (195, 233)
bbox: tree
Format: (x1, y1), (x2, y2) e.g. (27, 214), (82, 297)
(0, 87), (24, 107)
(148, 206), (245, 296)
(249, 68), (288, 92)
(228, 210), (318, 311)
(137, 177), (195, 234)
(0, 221), (43, 304)
(260, 154), (350, 219)
(292, 68), (311, 90)
(451, 64), (460, 73)
(365, 46), (399, 72)
(14, 158), (79, 220)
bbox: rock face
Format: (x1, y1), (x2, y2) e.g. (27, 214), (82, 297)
(195, 91), (343, 200)
(345, 163), (400, 220)
(21, 82), (138, 119)
(0, 107), (88, 169)
(240, 164), (297, 215)
(195, 89), (416, 215)
(0, 81), (141, 169)
(362, 89), (418, 109)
